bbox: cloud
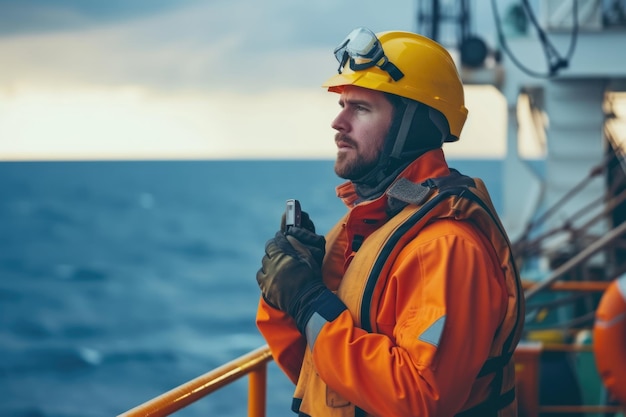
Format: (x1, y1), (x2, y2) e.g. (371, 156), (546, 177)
(0, 84), (506, 161)
(0, 0), (418, 94)
(0, 0), (204, 35)
(0, 86), (340, 160)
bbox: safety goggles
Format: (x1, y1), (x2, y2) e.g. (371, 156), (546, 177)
(333, 27), (404, 82)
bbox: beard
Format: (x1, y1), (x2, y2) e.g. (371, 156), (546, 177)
(333, 133), (380, 180)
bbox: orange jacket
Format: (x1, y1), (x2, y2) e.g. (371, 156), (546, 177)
(256, 149), (524, 416)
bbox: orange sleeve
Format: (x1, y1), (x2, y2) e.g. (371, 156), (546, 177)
(256, 297), (306, 384)
(310, 219), (508, 416)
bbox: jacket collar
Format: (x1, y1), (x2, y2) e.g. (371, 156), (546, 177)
(336, 148), (451, 210)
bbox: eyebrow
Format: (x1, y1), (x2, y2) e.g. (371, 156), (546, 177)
(338, 98), (372, 108)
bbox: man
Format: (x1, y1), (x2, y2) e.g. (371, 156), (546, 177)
(256, 27), (525, 417)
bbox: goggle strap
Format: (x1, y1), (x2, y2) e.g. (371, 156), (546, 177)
(338, 52), (349, 74)
(347, 58), (405, 82)
(349, 59), (373, 72)
(379, 61), (404, 82)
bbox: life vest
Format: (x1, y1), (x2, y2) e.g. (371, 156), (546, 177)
(292, 170), (525, 417)
(593, 275), (626, 405)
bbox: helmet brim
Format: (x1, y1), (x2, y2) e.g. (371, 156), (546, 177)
(322, 70), (394, 95)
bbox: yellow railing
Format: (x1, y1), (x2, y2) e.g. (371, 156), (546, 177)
(117, 337), (626, 417)
(117, 345), (273, 417)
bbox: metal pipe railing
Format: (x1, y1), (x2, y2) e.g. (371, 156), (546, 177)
(117, 344), (273, 417)
(524, 220), (626, 301)
(521, 280), (610, 292)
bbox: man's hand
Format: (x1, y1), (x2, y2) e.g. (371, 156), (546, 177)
(282, 211), (326, 267)
(257, 211), (347, 335)
(257, 209), (329, 329)
(257, 228), (325, 313)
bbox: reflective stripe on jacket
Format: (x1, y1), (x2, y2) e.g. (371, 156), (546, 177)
(256, 150), (525, 417)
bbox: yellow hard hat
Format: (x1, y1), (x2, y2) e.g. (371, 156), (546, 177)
(323, 28), (468, 141)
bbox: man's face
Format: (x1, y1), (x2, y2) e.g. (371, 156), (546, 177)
(331, 85), (394, 180)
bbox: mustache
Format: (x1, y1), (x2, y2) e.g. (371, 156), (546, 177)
(335, 132), (357, 147)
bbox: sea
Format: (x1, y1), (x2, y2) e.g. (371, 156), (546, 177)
(0, 159), (502, 417)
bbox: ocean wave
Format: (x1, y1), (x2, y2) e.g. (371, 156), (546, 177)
(156, 239), (241, 261)
(0, 345), (185, 375)
(53, 264), (108, 281)
(0, 346), (103, 374)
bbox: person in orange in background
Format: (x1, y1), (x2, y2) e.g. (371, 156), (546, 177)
(255, 27), (525, 417)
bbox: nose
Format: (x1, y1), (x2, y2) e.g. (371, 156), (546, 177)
(331, 108), (348, 132)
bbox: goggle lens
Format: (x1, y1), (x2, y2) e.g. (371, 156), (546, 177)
(333, 27), (404, 82)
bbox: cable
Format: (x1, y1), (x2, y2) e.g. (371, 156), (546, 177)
(521, 0), (578, 73)
(491, 0), (579, 78)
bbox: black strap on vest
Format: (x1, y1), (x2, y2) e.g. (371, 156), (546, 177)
(386, 169), (475, 215)
(455, 387), (516, 417)
(478, 351), (514, 378)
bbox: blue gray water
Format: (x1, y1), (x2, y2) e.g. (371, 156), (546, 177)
(0, 159), (502, 417)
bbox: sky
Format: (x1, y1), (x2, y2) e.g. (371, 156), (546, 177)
(0, 0), (512, 160)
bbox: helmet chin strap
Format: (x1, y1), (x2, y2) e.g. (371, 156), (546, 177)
(389, 100), (419, 159)
(430, 107), (455, 143)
